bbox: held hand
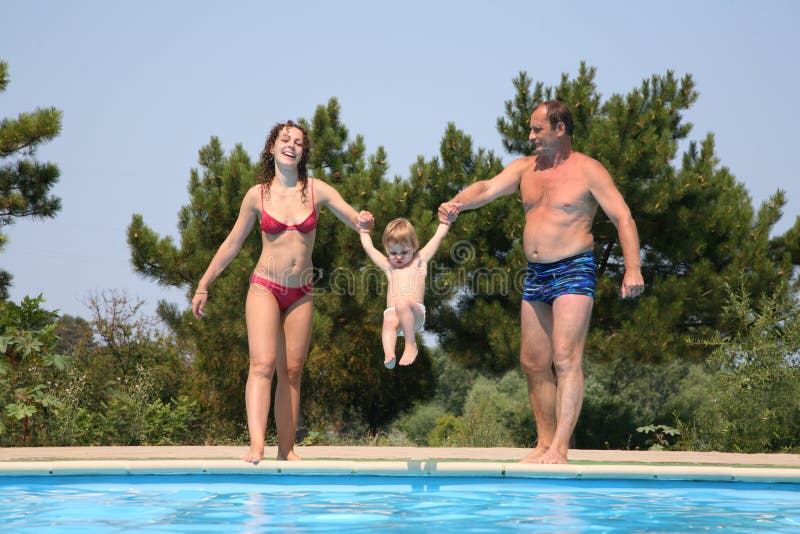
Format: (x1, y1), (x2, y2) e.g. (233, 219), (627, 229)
(620, 270), (644, 299)
(358, 210), (375, 232)
(438, 202), (460, 224)
(192, 292), (208, 319)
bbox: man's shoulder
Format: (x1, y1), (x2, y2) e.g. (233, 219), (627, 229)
(569, 150), (605, 168)
(555, 151), (607, 179)
(510, 154), (537, 166)
(504, 154), (536, 175)
(566, 152), (616, 188)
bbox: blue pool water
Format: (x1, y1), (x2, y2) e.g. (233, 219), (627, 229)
(1, 474), (799, 532)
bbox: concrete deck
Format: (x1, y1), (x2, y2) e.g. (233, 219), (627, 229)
(2, 445), (800, 466)
(0, 447), (798, 482)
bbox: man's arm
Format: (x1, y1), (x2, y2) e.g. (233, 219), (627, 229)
(586, 159), (644, 298)
(438, 157), (527, 222)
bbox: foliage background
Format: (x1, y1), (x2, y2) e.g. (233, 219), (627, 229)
(3, 63), (799, 452)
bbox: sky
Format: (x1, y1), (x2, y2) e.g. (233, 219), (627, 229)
(2, 0), (798, 320)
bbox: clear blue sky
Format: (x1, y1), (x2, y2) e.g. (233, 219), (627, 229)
(3, 0), (798, 319)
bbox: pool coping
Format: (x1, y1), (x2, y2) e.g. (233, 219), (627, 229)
(2, 446), (799, 483)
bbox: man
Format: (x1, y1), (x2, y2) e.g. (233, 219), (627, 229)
(439, 100), (644, 464)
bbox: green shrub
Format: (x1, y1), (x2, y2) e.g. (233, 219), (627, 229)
(457, 376), (515, 446)
(48, 365), (202, 445)
(428, 414), (467, 446)
(393, 403), (447, 445)
(677, 280), (800, 452)
(427, 373), (530, 447)
(430, 349), (475, 415)
(579, 357), (706, 450)
(0, 296), (70, 445)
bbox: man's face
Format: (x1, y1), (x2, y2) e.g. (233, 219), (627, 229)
(528, 106), (558, 154)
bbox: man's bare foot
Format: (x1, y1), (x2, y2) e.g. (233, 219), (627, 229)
(277, 449), (302, 461)
(399, 347), (417, 366)
(242, 447), (264, 464)
(520, 446), (548, 463)
(384, 354), (396, 369)
(536, 447), (568, 464)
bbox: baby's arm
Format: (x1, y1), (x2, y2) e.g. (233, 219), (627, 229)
(359, 230), (390, 269)
(417, 222), (451, 262)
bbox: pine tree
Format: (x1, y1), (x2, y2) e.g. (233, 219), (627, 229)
(127, 66), (800, 446)
(129, 135), (258, 433)
(299, 99), (436, 431)
(433, 62), (800, 447)
(0, 60), (62, 299)
(127, 98), (436, 436)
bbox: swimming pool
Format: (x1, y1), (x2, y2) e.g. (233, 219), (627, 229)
(2, 473), (799, 532)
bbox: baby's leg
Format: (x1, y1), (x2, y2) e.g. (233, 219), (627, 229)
(382, 310), (400, 369)
(395, 300), (421, 366)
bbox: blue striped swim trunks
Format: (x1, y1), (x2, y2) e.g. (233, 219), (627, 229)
(522, 250), (596, 305)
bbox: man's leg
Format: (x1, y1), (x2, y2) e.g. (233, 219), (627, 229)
(537, 294), (593, 464)
(519, 299), (556, 462)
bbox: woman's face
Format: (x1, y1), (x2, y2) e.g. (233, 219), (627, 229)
(273, 126), (305, 167)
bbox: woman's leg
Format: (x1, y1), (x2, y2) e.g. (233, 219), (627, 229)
(243, 286), (282, 463)
(274, 295), (313, 460)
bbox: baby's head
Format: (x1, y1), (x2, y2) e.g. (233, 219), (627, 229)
(382, 218), (419, 268)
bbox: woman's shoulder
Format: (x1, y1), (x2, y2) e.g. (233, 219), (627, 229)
(242, 183), (264, 206)
(310, 176), (335, 197)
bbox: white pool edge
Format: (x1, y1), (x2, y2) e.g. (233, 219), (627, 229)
(1, 460), (798, 483)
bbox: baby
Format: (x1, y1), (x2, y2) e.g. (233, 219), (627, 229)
(360, 217), (450, 368)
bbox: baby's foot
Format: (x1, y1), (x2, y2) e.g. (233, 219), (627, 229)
(399, 347), (418, 366)
(384, 354), (396, 369)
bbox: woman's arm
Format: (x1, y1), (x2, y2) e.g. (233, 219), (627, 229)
(315, 178), (374, 231)
(192, 186), (258, 317)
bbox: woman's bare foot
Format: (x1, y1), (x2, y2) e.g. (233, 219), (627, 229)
(399, 346), (418, 366)
(520, 446), (548, 463)
(242, 446), (264, 464)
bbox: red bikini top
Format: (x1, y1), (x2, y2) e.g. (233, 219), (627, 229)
(260, 180), (317, 235)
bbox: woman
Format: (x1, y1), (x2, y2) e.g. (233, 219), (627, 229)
(192, 120), (374, 463)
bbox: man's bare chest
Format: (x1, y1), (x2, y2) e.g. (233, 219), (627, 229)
(520, 170), (593, 212)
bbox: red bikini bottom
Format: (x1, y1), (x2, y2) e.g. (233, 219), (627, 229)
(250, 273), (313, 311)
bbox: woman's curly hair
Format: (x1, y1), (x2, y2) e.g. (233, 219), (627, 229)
(257, 120), (312, 202)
